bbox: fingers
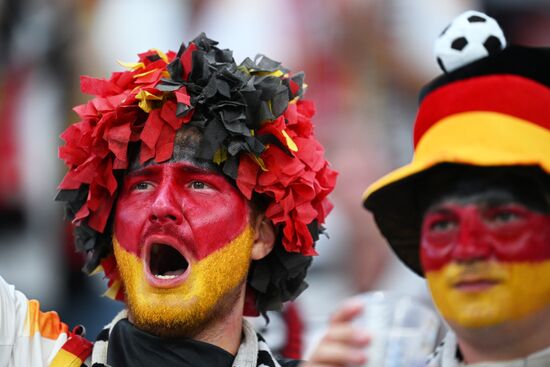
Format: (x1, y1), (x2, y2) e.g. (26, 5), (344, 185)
(304, 298), (370, 367)
(323, 323), (370, 347)
(307, 336), (368, 366)
(330, 298), (364, 324)
(308, 327), (369, 366)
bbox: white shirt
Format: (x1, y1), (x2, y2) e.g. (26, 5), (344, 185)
(428, 331), (550, 367)
(462, 347), (550, 367)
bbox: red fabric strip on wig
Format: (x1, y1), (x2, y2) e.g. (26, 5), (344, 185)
(414, 75), (550, 147)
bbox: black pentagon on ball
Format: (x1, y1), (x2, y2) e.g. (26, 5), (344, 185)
(468, 15), (487, 23)
(451, 37), (468, 51)
(484, 35), (503, 55)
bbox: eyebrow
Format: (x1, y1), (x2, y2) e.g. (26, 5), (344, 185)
(426, 196), (521, 216)
(179, 165), (213, 175)
(425, 205), (456, 215)
(127, 163), (215, 177)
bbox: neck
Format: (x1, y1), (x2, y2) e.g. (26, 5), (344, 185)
(453, 305), (550, 363)
(192, 290), (246, 355)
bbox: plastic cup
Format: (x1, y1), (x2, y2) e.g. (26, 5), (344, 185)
(352, 291), (440, 367)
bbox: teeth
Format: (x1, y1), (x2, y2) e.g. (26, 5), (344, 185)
(155, 274), (178, 279)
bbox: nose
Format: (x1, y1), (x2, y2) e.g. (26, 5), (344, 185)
(451, 210), (492, 263)
(149, 184), (183, 225)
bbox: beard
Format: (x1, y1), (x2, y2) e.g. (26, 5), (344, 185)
(113, 225), (255, 338)
(127, 276), (245, 338)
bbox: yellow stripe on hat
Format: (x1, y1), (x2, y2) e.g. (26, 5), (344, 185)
(363, 111), (550, 202)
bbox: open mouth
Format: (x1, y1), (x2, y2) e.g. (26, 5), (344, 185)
(149, 243), (189, 280)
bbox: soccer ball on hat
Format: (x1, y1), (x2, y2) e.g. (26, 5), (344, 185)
(434, 10), (506, 73)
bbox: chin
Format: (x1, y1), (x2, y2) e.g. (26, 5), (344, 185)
(433, 287), (517, 328)
(128, 294), (201, 336)
(448, 305), (509, 329)
(127, 295), (222, 338)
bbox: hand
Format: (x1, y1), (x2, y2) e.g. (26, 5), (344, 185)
(300, 299), (370, 366)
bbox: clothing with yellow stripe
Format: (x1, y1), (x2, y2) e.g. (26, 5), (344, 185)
(0, 275), (91, 366)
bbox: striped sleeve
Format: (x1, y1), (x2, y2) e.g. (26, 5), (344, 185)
(50, 333), (92, 367)
(0, 275), (85, 366)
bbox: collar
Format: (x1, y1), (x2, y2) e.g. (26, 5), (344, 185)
(428, 331), (550, 367)
(461, 346), (550, 367)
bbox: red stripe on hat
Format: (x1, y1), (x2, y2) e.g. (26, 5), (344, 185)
(414, 75), (550, 147)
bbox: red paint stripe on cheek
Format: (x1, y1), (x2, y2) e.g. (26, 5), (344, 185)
(190, 197), (250, 260)
(113, 204), (145, 256)
(420, 249), (448, 273)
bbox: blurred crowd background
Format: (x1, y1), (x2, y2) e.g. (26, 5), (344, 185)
(0, 0), (548, 359)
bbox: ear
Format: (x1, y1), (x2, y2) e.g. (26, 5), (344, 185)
(251, 213), (276, 260)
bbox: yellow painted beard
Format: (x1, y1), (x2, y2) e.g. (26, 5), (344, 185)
(113, 225), (255, 336)
(426, 260), (550, 328)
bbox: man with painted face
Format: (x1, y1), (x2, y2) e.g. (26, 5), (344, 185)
(0, 34), (339, 366)
(305, 10), (550, 367)
(360, 10), (550, 367)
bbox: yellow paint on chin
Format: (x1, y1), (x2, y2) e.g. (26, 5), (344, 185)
(113, 225), (255, 333)
(426, 260), (550, 328)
